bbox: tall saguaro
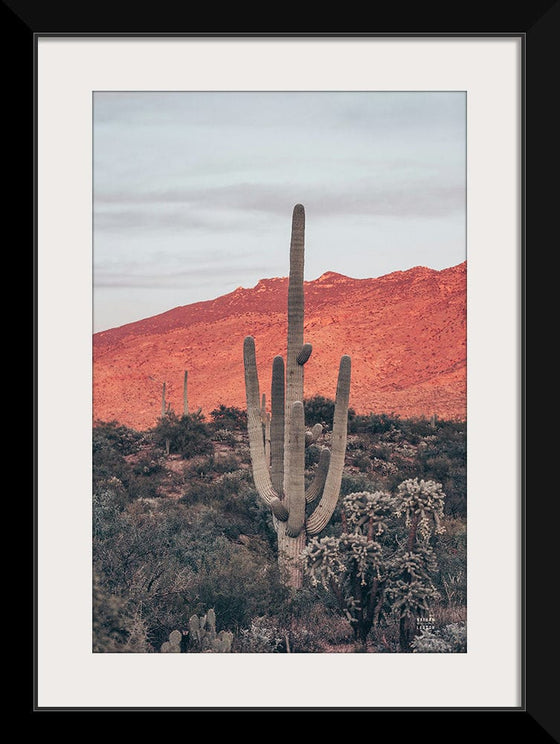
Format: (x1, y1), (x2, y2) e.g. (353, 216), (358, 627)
(243, 204), (351, 588)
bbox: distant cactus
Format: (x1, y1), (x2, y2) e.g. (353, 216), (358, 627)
(161, 381), (171, 454)
(187, 610), (234, 653)
(160, 629), (183, 653)
(160, 610), (234, 653)
(183, 370), (189, 414)
(243, 204), (352, 588)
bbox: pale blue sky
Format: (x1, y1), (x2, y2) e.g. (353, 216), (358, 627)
(93, 91), (466, 332)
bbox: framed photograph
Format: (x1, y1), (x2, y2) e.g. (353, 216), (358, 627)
(21, 12), (548, 727)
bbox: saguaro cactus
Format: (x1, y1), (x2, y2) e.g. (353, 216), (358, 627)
(243, 204), (352, 588)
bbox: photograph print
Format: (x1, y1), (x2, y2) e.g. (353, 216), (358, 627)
(92, 91), (467, 655)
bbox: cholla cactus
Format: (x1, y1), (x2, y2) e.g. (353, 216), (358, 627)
(391, 478), (446, 652)
(386, 547), (440, 618)
(243, 204), (352, 589)
(395, 478), (446, 548)
(183, 370), (188, 415)
(301, 490), (393, 651)
(341, 490), (394, 537)
(302, 483), (447, 652)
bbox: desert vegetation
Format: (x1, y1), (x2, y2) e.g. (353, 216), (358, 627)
(93, 404), (466, 653)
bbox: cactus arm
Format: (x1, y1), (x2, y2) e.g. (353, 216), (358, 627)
(270, 355), (285, 495)
(305, 446), (331, 503)
(161, 382), (166, 417)
(285, 401), (306, 537)
(243, 336), (288, 521)
(183, 370), (188, 414)
(297, 343), (312, 366)
(207, 608), (217, 639)
(306, 355), (351, 536)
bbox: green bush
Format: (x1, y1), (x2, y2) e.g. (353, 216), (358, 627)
(209, 404), (248, 431)
(358, 412), (401, 435)
(305, 443), (321, 468)
(93, 426), (130, 485)
(93, 420), (145, 456)
(151, 410), (213, 458)
(304, 395), (356, 430)
(189, 536), (288, 629)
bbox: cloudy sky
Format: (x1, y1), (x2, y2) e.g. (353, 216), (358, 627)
(93, 91), (466, 333)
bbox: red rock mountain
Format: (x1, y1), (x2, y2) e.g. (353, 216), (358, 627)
(93, 262), (467, 431)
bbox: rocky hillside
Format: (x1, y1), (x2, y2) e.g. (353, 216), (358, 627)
(93, 262), (466, 430)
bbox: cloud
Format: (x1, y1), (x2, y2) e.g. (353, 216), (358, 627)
(94, 255), (278, 290)
(94, 179), (465, 238)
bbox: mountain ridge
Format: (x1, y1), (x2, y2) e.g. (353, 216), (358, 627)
(93, 261), (467, 430)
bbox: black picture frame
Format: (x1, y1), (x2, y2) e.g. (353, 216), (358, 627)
(12, 2), (554, 734)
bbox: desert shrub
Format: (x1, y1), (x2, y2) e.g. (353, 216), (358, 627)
(369, 442), (393, 461)
(93, 420), (145, 456)
(211, 428), (238, 445)
(433, 517), (467, 606)
(93, 570), (152, 653)
(235, 445), (252, 464)
(411, 622), (467, 653)
(305, 443), (321, 468)
(416, 430), (466, 517)
(422, 454), (452, 481)
(340, 472), (378, 496)
(151, 410), (213, 458)
(179, 469), (261, 529)
(354, 454), (373, 472)
(184, 453), (241, 479)
(117, 454), (166, 499)
(304, 395), (356, 430)
(126, 473), (165, 500)
(190, 536), (288, 629)
(93, 428), (129, 484)
(92, 482), (128, 539)
(304, 395), (335, 427)
(209, 404), (248, 431)
(131, 454), (165, 477)
(209, 453), (242, 474)
(440, 466), (467, 518)
(237, 616), (285, 653)
(287, 591), (354, 651)
(236, 590), (352, 653)
(93, 498), (200, 645)
(371, 413), (402, 434)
